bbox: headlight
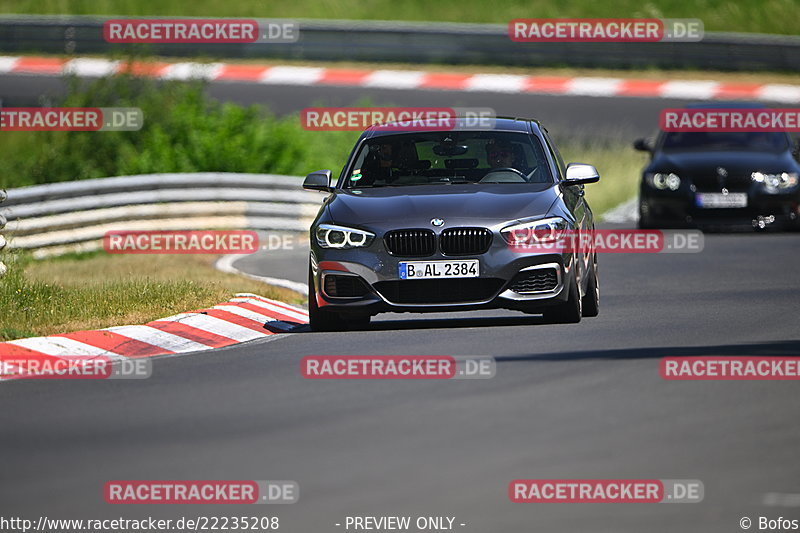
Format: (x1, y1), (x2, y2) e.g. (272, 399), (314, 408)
(751, 172), (799, 193)
(315, 224), (375, 249)
(645, 172), (681, 191)
(501, 216), (569, 245)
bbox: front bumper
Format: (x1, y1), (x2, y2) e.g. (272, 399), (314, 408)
(640, 185), (800, 229)
(310, 241), (575, 315)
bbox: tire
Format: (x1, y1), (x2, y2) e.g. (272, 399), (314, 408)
(308, 265), (345, 332)
(638, 205), (654, 230)
(543, 275), (582, 324)
(581, 256), (599, 317)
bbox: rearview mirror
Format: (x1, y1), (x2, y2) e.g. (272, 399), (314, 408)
(303, 170), (332, 192)
(633, 138), (652, 152)
(563, 163), (600, 185)
(433, 144), (469, 156)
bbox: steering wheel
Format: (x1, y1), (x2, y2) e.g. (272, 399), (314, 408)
(479, 167), (528, 183)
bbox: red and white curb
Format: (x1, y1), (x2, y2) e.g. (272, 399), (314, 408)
(1, 55), (799, 103)
(0, 293), (308, 379)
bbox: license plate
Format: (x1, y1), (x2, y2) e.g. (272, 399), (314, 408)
(399, 260), (479, 279)
(696, 193), (748, 208)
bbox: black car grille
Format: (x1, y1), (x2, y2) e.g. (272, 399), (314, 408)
(373, 278), (504, 304)
(507, 268), (559, 294)
(692, 173), (752, 193)
(384, 228), (493, 257)
(440, 227), (493, 255)
(323, 274), (371, 298)
(384, 229), (437, 257)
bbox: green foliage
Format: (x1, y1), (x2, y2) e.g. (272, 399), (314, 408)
(0, 0), (797, 35)
(0, 73), (358, 189)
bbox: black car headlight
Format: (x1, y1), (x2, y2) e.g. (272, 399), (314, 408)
(751, 172), (799, 193)
(315, 224), (375, 249)
(645, 172), (681, 191)
(501, 216), (569, 245)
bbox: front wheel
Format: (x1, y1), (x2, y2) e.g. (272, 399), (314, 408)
(308, 265), (345, 332)
(581, 256), (600, 317)
(638, 201), (654, 229)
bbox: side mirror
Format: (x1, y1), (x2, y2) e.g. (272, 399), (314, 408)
(633, 138), (652, 152)
(303, 170), (332, 192)
(563, 163), (600, 185)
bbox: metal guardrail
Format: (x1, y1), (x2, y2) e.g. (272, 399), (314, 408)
(0, 15), (799, 72)
(0, 173), (320, 257)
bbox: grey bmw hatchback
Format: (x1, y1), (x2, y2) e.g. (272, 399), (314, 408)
(303, 117), (601, 331)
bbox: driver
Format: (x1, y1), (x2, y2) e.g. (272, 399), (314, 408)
(357, 143), (394, 186)
(376, 143), (394, 170)
(486, 140), (517, 168)
(483, 139), (547, 182)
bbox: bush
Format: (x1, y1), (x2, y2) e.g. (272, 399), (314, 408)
(0, 73), (359, 188)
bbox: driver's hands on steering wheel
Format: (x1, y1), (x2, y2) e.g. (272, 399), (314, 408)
(479, 167), (529, 183)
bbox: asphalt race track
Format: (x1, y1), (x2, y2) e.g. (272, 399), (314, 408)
(2, 223), (800, 531)
(2, 74), (800, 531)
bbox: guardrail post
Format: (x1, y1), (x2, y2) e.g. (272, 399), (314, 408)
(0, 188), (7, 277)
(0, 93), (5, 276)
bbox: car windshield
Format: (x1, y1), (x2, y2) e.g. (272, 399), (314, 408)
(341, 131), (553, 188)
(660, 131), (789, 152)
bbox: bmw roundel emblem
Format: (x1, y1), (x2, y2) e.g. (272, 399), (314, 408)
(431, 218), (445, 227)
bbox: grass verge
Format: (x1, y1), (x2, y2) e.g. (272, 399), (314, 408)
(0, 251), (304, 341)
(558, 138), (647, 216)
(0, 0), (797, 35)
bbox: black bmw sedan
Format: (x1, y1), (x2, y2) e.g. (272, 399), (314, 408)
(635, 111), (800, 230)
(302, 117), (601, 331)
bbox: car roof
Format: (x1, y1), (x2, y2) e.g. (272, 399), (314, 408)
(362, 116), (539, 138)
